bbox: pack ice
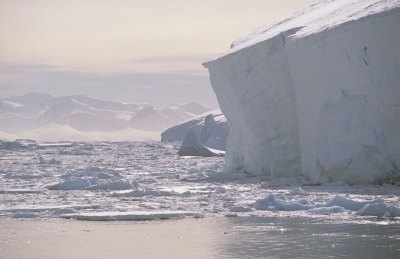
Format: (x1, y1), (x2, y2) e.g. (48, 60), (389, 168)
(204, 0), (400, 184)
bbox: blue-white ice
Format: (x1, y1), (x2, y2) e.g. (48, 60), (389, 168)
(204, 0), (400, 184)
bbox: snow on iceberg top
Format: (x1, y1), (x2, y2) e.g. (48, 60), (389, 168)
(204, 0), (400, 64)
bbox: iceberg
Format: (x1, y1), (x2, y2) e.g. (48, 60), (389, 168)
(203, 0), (400, 184)
(161, 109), (229, 149)
(162, 109), (229, 157)
(178, 128), (224, 157)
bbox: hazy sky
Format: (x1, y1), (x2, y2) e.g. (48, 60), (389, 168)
(0, 0), (317, 108)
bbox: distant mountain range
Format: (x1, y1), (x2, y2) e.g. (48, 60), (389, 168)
(0, 92), (212, 141)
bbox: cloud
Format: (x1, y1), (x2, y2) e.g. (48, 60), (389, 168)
(0, 61), (209, 86)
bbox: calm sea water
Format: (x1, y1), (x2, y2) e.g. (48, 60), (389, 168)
(219, 216), (400, 258)
(1, 216), (399, 258)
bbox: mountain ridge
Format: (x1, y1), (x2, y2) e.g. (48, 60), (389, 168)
(0, 92), (213, 141)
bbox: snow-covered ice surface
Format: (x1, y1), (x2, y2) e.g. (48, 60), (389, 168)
(204, 0), (400, 184)
(0, 141), (399, 224)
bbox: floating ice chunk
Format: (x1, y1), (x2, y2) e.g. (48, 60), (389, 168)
(1, 204), (100, 214)
(325, 196), (384, 211)
(0, 189), (42, 194)
(356, 203), (388, 217)
(113, 188), (180, 197)
(388, 205), (400, 217)
(47, 178), (92, 190)
(47, 166), (138, 190)
(51, 208), (77, 216)
(12, 211), (39, 218)
(84, 180), (136, 190)
(253, 193), (396, 217)
(47, 179), (137, 191)
(80, 166), (123, 179)
(225, 212), (238, 217)
(48, 158), (61, 164)
(0, 140), (27, 150)
(356, 203), (400, 217)
(214, 186), (227, 193)
(288, 187), (305, 195)
(254, 194), (313, 211)
(229, 205), (253, 212)
(60, 211), (203, 221)
(37, 142), (73, 148)
(39, 157), (61, 165)
(309, 206), (346, 215)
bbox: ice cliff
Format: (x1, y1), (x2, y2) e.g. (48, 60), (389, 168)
(203, 0), (400, 184)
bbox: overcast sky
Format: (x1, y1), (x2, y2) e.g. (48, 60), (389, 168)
(0, 0), (317, 108)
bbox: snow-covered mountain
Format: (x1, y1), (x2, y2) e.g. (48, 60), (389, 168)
(130, 103), (207, 131)
(0, 92), (211, 141)
(204, 0), (400, 184)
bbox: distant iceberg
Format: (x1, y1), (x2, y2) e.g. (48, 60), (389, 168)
(162, 110), (229, 157)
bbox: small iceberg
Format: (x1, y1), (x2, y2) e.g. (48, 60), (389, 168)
(178, 128), (224, 157)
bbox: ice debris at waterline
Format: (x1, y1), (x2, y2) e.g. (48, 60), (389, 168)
(203, 0), (400, 184)
(46, 166), (139, 190)
(254, 192), (400, 217)
(60, 211), (203, 221)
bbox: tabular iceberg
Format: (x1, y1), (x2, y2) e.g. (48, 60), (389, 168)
(203, 0), (400, 184)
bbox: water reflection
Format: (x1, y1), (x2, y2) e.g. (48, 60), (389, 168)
(218, 217), (400, 258)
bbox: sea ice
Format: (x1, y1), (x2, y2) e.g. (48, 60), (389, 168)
(46, 166), (138, 190)
(60, 211), (203, 221)
(1, 141), (399, 222)
(254, 193), (400, 217)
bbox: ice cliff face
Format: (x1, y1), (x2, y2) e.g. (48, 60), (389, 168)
(204, 0), (400, 184)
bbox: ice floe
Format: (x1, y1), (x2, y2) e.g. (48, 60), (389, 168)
(254, 194), (400, 217)
(60, 211), (203, 221)
(46, 166), (138, 191)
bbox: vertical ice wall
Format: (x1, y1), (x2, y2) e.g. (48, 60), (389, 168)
(207, 33), (302, 178)
(287, 9), (400, 184)
(204, 1), (400, 184)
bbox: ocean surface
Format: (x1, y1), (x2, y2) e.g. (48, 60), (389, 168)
(1, 217), (400, 258)
(1, 141), (400, 257)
